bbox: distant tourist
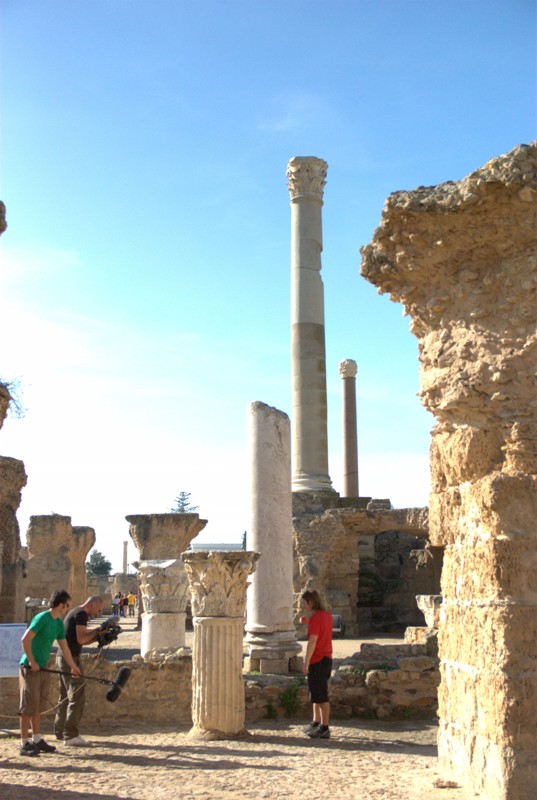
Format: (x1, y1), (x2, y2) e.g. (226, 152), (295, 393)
(300, 589), (333, 740)
(19, 589), (81, 757)
(112, 593), (121, 615)
(127, 592), (136, 617)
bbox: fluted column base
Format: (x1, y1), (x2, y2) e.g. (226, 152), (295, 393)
(190, 616), (245, 737)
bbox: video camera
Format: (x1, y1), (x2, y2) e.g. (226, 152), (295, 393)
(96, 614), (123, 648)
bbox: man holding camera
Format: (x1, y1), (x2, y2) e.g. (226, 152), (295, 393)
(54, 595), (104, 746)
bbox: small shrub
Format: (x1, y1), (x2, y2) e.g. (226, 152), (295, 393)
(264, 702), (278, 720)
(278, 680), (303, 718)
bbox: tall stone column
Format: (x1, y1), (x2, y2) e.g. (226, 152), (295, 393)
(182, 550), (259, 738)
(361, 142), (537, 800)
(287, 156), (333, 493)
(339, 359), (359, 497)
(137, 559), (190, 657)
(244, 402), (300, 673)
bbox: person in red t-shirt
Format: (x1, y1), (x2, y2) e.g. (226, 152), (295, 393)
(300, 589), (333, 739)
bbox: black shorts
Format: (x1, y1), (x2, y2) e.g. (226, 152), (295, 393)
(307, 657), (332, 704)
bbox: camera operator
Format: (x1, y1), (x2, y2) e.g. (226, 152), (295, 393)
(54, 595), (104, 746)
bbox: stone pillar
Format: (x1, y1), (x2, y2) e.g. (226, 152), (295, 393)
(182, 550), (259, 738)
(123, 540), (128, 575)
(244, 402), (300, 673)
(137, 559), (190, 657)
(0, 456), (26, 622)
(339, 359), (359, 497)
(24, 515), (94, 605)
(71, 526), (96, 605)
(126, 513), (207, 652)
(361, 141), (537, 800)
(287, 156), (333, 493)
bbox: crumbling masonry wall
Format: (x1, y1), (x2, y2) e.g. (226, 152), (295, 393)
(361, 142), (537, 800)
(292, 492), (433, 633)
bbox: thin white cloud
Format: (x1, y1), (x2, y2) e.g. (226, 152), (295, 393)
(257, 91), (334, 133)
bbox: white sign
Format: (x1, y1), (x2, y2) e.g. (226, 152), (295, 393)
(0, 624), (26, 677)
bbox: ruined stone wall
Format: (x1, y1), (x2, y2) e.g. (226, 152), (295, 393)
(358, 534), (443, 632)
(24, 515), (95, 605)
(361, 141), (537, 800)
(0, 380), (27, 623)
(0, 646), (439, 725)
(292, 492), (430, 634)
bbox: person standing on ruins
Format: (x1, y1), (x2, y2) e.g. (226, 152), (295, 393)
(300, 589), (333, 739)
(54, 595), (104, 746)
(19, 589), (81, 757)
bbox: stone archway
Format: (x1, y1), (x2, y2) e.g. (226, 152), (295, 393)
(361, 142), (537, 799)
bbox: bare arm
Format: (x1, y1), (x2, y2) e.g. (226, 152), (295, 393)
(58, 640), (81, 677)
(75, 624), (99, 646)
(21, 628), (39, 671)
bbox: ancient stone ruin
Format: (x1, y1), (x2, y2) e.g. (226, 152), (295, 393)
(0, 382), (27, 623)
(361, 141), (537, 800)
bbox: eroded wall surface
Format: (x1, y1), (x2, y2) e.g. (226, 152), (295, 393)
(361, 142), (537, 799)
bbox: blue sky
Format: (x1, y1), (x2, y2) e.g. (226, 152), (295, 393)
(1, 0), (535, 572)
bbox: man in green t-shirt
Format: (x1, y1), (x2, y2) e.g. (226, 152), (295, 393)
(19, 589), (81, 757)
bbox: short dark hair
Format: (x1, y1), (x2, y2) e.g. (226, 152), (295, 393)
(49, 590), (71, 608)
(301, 589), (326, 611)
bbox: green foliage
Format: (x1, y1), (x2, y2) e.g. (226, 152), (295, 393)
(0, 377), (25, 419)
(171, 491), (199, 513)
(264, 702), (278, 720)
(278, 680), (303, 718)
(86, 549), (113, 577)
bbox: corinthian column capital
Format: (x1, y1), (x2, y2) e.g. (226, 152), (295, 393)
(287, 156), (328, 202)
(182, 551), (260, 617)
(339, 359), (358, 379)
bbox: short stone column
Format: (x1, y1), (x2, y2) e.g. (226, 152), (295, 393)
(126, 513), (207, 651)
(339, 359), (359, 497)
(137, 559), (190, 657)
(244, 402), (300, 673)
(126, 513), (207, 560)
(182, 550), (259, 738)
(288, 156), (334, 493)
(416, 595), (443, 628)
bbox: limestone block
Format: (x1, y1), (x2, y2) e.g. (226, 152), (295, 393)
(361, 140), (537, 799)
(126, 513), (207, 561)
(141, 610), (187, 658)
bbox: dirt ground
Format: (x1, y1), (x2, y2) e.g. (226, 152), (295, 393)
(0, 619), (472, 799)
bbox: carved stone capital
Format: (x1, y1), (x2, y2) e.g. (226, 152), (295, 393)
(181, 551), (260, 617)
(126, 513), (207, 560)
(339, 359), (358, 379)
(287, 156), (328, 202)
(138, 559), (190, 613)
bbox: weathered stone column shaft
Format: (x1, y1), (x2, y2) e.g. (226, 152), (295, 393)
(288, 155), (333, 493)
(339, 359), (359, 497)
(192, 617), (244, 734)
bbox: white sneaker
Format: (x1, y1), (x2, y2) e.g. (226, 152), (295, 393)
(64, 736), (90, 746)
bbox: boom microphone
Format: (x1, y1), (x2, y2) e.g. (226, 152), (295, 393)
(106, 666), (131, 703)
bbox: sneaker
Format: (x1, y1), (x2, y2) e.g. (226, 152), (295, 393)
(20, 741), (40, 757)
(64, 736), (90, 746)
(34, 738), (57, 753)
(308, 725), (330, 739)
(304, 721), (321, 735)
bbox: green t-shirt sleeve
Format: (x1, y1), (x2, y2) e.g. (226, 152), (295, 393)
(55, 618), (66, 640)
